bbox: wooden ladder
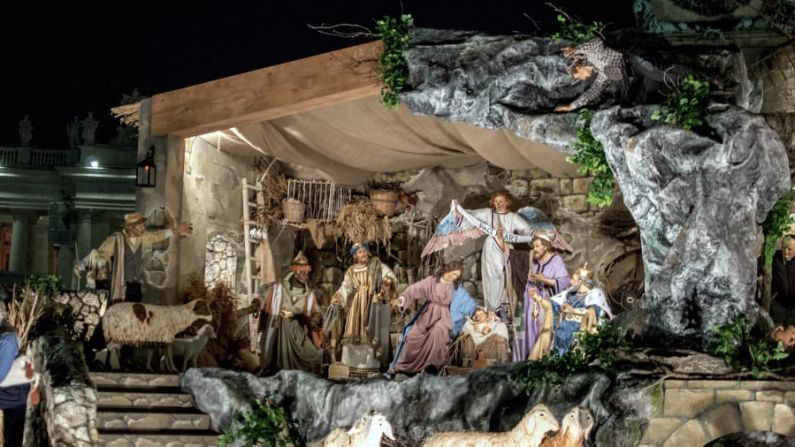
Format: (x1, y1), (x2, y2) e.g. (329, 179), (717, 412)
(241, 176), (265, 353)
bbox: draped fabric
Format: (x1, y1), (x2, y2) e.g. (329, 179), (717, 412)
(205, 96), (579, 185)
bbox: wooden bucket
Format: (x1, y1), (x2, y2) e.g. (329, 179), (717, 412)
(369, 189), (399, 217)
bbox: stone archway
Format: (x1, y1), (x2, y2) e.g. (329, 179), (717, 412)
(640, 380), (795, 446)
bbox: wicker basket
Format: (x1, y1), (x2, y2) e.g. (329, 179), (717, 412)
(282, 199), (306, 223)
(369, 189), (400, 217)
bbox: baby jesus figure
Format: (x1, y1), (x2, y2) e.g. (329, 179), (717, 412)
(466, 308), (501, 336)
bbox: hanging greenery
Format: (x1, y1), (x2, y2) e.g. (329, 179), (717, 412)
(218, 400), (301, 447)
(375, 14), (414, 109)
(763, 190), (794, 268)
(518, 322), (628, 390)
(551, 14), (604, 44)
(566, 108), (614, 208)
(711, 316), (789, 378)
(650, 74), (710, 132)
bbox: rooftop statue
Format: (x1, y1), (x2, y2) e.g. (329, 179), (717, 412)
(18, 115), (33, 147)
(66, 115), (80, 148)
(81, 112), (98, 146)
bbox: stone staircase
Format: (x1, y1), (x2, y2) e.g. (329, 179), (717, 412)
(92, 372), (219, 446)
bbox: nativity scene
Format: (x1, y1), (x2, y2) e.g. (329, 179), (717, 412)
(7, 1), (795, 446)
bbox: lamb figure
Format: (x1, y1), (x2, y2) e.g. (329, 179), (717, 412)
(540, 406), (594, 447)
(164, 323), (217, 372)
(311, 410), (395, 447)
(102, 299), (212, 370)
(421, 403), (559, 447)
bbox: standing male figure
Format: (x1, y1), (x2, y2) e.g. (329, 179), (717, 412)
(331, 243), (397, 369)
(772, 236), (795, 325)
(93, 212), (193, 303)
(258, 251), (323, 374)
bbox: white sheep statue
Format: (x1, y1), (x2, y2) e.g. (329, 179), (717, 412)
(311, 410), (395, 447)
(102, 299), (212, 370)
(539, 406), (594, 447)
(164, 323), (216, 373)
(420, 404), (560, 447)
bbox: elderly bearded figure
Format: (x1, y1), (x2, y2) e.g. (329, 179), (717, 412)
(258, 251), (323, 374)
(330, 243), (397, 369)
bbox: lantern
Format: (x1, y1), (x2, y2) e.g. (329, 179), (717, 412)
(136, 146), (156, 188)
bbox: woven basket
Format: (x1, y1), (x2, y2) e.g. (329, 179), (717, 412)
(369, 189), (399, 217)
(282, 199), (306, 223)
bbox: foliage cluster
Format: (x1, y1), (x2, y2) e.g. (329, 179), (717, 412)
(550, 13), (604, 45)
(27, 274), (63, 296)
(763, 191), (794, 268)
(650, 74), (709, 132)
(566, 109), (614, 208)
(218, 400), (302, 447)
(519, 322), (628, 391)
(376, 14), (414, 109)
(711, 316), (789, 378)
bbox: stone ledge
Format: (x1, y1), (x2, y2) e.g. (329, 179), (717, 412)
(640, 417), (684, 445)
(664, 389), (715, 418)
(662, 419), (709, 447)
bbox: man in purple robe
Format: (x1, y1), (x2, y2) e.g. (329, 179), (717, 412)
(514, 234), (570, 361)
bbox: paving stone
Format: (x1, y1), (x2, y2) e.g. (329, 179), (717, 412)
(91, 372), (180, 388)
(98, 433), (219, 447)
(97, 392), (194, 408)
(664, 389), (715, 418)
(772, 404), (795, 437)
(740, 401), (774, 431)
(97, 412), (210, 431)
(640, 418), (684, 445)
(701, 403), (742, 440)
(662, 419), (709, 447)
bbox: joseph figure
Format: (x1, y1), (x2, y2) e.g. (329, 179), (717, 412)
(258, 252), (322, 374)
(331, 243), (397, 369)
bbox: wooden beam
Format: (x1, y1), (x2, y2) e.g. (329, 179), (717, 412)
(150, 41), (383, 137)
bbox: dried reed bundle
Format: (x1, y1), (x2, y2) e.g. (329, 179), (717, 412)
(8, 286), (47, 352)
(253, 157), (287, 226)
(334, 199), (392, 248)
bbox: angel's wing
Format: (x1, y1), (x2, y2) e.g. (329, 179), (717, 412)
(516, 206), (573, 253)
(421, 209), (484, 257)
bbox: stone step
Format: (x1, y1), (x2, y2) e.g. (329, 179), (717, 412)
(97, 391), (195, 409)
(98, 431), (219, 447)
(96, 411), (211, 431)
(91, 372), (181, 389)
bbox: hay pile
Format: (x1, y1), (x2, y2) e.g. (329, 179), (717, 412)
(252, 157), (287, 227)
(334, 199), (392, 247)
(184, 278), (252, 368)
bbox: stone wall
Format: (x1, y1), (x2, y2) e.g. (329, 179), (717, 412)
(178, 137), (252, 300)
(640, 380), (795, 446)
(24, 330), (97, 446)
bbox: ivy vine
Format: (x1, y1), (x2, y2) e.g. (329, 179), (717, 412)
(550, 13), (604, 45)
(763, 190), (794, 268)
(376, 14), (414, 109)
(711, 316), (789, 378)
(566, 108), (614, 208)
(650, 74), (710, 132)
(218, 400), (301, 447)
(518, 322), (628, 390)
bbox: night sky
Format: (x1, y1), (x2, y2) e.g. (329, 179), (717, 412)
(0, 1), (636, 147)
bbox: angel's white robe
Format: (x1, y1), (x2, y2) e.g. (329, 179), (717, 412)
(467, 208), (533, 310)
